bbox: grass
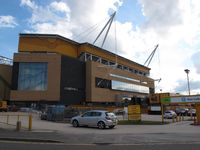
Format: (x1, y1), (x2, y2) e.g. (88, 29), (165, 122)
(118, 120), (169, 125)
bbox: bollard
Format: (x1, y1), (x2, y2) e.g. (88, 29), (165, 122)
(7, 115), (9, 124)
(191, 113), (193, 120)
(176, 116), (178, 122)
(193, 116), (197, 125)
(179, 115), (181, 122)
(17, 115), (20, 121)
(172, 116), (175, 123)
(182, 115), (184, 121)
(28, 114), (32, 131)
(16, 121), (21, 131)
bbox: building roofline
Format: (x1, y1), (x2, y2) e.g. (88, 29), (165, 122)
(19, 33), (150, 70)
(19, 33), (80, 45)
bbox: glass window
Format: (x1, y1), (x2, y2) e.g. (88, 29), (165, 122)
(102, 59), (108, 65)
(117, 64), (122, 69)
(92, 112), (102, 116)
(82, 112), (92, 117)
(129, 68), (133, 72)
(92, 55), (99, 62)
(86, 53), (91, 61)
(18, 62), (48, 91)
(95, 77), (111, 89)
(78, 52), (86, 61)
(109, 61), (115, 66)
(123, 66), (128, 70)
(139, 71), (143, 76)
(111, 80), (149, 94)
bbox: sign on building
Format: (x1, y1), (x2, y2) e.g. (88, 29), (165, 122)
(161, 95), (200, 104)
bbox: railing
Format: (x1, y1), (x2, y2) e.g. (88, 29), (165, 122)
(0, 112), (32, 131)
(0, 55), (13, 66)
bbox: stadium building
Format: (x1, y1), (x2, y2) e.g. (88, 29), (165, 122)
(10, 33), (155, 111)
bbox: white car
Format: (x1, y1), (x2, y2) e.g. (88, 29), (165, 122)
(164, 110), (177, 119)
(71, 110), (118, 129)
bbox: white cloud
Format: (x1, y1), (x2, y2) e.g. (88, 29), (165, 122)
(192, 51), (200, 74)
(139, 0), (183, 33)
(20, 0), (38, 10)
(50, 1), (70, 13)
(0, 15), (18, 28)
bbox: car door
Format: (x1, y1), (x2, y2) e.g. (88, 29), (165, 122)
(90, 112), (102, 126)
(79, 112), (93, 126)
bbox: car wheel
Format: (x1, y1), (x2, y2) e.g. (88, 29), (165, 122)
(72, 120), (79, 127)
(109, 125), (115, 129)
(97, 121), (105, 129)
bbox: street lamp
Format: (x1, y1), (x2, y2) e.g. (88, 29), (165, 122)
(184, 69), (190, 95)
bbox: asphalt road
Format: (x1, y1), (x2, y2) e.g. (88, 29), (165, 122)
(0, 141), (200, 150)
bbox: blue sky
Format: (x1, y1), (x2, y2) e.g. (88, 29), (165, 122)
(1, 0), (200, 94)
(0, 0), (28, 58)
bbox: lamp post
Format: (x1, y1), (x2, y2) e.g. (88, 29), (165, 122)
(184, 69), (190, 95)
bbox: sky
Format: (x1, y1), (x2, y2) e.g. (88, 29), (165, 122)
(0, 0), (200, 95)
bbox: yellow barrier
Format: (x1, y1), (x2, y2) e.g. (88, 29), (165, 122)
(28, 115), (32, 131)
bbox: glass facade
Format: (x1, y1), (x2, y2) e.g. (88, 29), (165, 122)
(95, 77), (111, 89)
(111, 80), (149, 94)
(18, 62), (48, 91)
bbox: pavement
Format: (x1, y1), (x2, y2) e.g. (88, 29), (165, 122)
(0, 112), (200, 145)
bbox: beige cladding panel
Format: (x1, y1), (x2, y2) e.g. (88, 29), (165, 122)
(86, 61), (152, 102)
(10, 53), (61, 101)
